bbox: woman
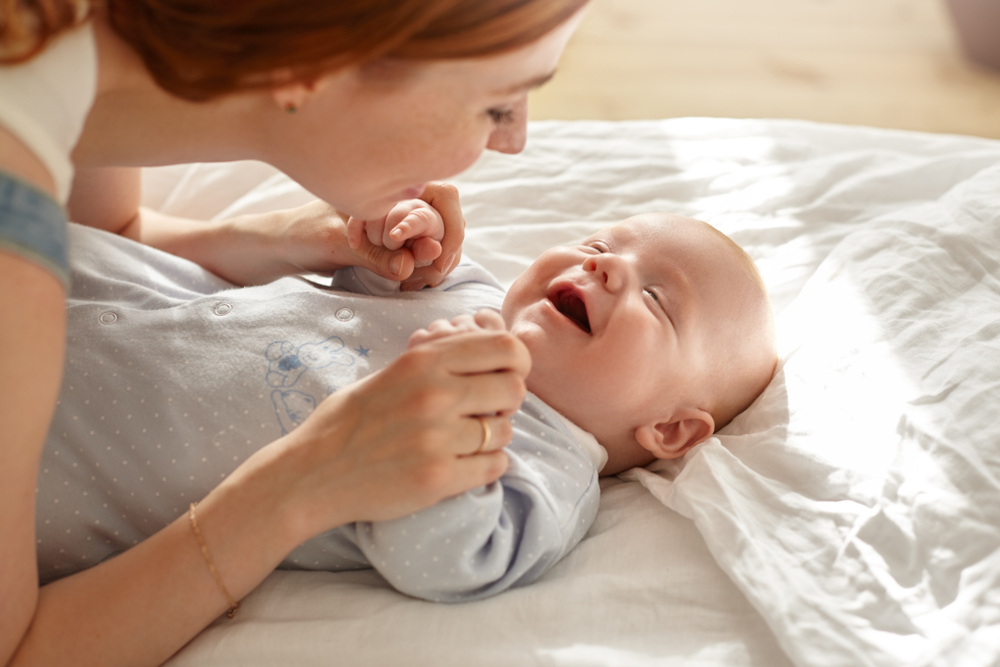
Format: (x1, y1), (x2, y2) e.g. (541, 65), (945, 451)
(0, 1), (587, 664)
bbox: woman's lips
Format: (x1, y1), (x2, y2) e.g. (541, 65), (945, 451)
(550, 287), (591, 334)
(399, 184), (427, 200)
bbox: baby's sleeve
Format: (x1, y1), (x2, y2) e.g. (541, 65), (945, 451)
(351, 394), (601, 602)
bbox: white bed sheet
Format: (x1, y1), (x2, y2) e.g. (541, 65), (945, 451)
(142, 118), (1000, 667)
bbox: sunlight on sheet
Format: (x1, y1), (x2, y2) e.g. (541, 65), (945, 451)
(537, 641), (753, 666)
(666, 127), (798, 220)
(778, 271), (925, 482)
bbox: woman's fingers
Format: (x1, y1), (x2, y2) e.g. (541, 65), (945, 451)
(409, 237), (442, 266)
(418, 182), (464, 275)
(451, 370), (527, 418)
(412, 310), (505, 345)
(344, 213), (365, 250)
(382, 357), (527, 429)
(447, 450), (510, 493)
(473, 309), (505, 331)
(407, 317), (465, 348)
(280, 327), (529, 528)
(406, 328), (531, 381)
(463, 414), (513, 457)
(378, 329), (529, 436)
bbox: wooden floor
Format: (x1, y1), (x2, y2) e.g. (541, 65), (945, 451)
(529, 0), (1000, 139)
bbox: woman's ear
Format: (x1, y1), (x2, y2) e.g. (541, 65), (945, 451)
(635, 409), (715, 460)
(270, 81), (311, 114)
(270, 69), (327, 114)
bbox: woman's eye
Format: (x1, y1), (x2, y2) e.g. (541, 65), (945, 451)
(488, 107), (515, 125)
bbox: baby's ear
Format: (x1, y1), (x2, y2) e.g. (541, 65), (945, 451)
(635, 409), (714, 460)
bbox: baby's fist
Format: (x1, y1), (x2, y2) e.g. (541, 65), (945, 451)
(407, 309), (506, 349)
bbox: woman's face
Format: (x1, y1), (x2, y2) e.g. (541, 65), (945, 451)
(263, 10), (585, 220)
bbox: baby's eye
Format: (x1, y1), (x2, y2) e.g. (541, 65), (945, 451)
(644, 288), (674, 325)
(584, 241), (609, 254)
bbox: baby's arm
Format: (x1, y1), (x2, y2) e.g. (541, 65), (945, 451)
(352, 394), (601, 602)
(347, 199), (444, 268)
(348, 310), (600, 602)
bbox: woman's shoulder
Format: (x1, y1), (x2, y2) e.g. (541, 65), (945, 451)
(0, 21), (98, 204)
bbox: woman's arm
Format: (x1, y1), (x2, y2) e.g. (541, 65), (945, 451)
(0, 123), (65, 663)
(0, 246), (296, 666)
(0, 254), (66, 664)
(67, 167), (463, 287)
(5, 156), (530, 665)
(13, 456), (298, 666)
(10, 322), (528, 667)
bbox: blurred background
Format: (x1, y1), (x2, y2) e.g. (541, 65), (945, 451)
(529, 0), (1000, 139)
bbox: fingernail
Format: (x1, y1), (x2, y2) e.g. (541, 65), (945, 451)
(438, 253), (455, 273)
(390, 254), (404, 276)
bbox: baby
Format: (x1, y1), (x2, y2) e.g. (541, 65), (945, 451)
(356, 201), (777, 476)
(36, 205), (775, 603)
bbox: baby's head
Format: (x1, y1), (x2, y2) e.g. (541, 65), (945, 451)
(501, 213), (777, 475)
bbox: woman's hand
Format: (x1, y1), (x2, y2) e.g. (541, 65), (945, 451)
(347, 199), (445, 270)
(130, 200), (402, 286)
(344, 182), (465, 291)
(408, 309), (507, 348)
(132, 182), (466, 288)
(266, 182), (465, 289)
(259, 323), (531, 536)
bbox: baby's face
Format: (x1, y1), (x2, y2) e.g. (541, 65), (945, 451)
(501, 213), (771, 474)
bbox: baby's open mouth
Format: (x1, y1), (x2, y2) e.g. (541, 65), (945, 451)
(552, 288), (591, 334)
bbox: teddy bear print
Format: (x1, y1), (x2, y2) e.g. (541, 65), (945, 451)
(270, 390), (317, 435)
(265, 336), (355, 388)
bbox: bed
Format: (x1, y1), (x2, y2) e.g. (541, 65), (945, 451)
(143, 118), (1000, 667)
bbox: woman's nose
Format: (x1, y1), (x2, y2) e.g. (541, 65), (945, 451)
(583, 253), (626, 292)
(486, 99), (528, 154)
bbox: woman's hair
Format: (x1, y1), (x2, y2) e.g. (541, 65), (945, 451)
(0, 0), (89, 61)
(1, 0), (586, 100)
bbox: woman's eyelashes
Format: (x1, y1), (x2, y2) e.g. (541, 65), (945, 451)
(487, 107), (516, 125)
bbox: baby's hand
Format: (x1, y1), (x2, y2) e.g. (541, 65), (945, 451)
(408, 310), (507, 349)
(347, 199), (445, 268)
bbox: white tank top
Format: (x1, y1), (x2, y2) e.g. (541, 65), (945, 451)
(0, 22), (97, 203)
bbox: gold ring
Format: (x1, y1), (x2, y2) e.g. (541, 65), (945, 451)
(475, 416), (491, 454)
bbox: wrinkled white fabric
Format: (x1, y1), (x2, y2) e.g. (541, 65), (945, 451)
(623, 166), (1000, 666)
(140, 118), (1000, 667)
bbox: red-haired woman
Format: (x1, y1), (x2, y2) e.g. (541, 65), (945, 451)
(0, 2), (586, 664)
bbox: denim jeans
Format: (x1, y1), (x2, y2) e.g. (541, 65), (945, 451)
(0, 170), (69, 288)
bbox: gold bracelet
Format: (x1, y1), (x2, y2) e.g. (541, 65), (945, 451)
(188, 503), (240, 619)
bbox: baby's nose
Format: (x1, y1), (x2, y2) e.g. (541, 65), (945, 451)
(583, 255), (625, 292)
